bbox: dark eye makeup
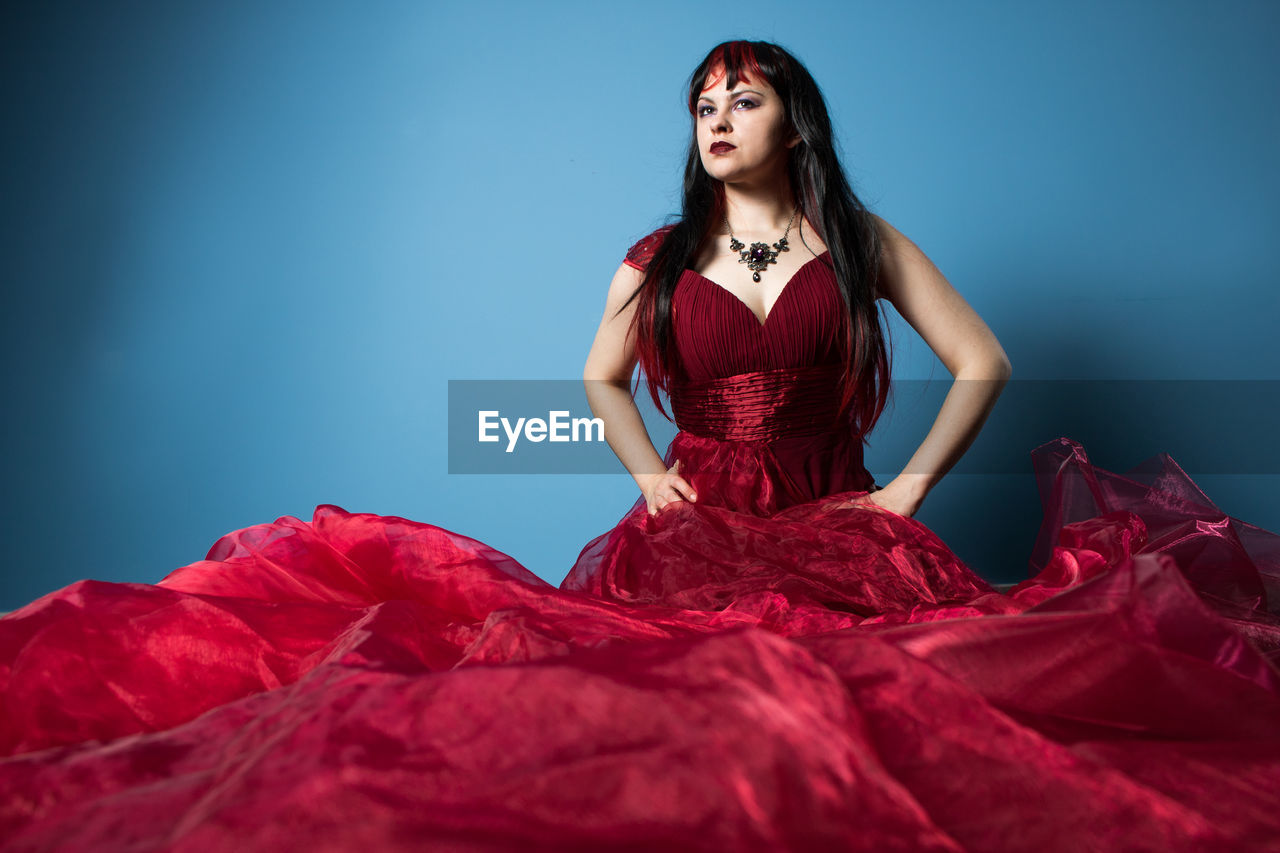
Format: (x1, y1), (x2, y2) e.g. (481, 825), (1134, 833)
(697, 98), (758, 117)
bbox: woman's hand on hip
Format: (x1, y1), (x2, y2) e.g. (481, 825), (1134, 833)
(639, 459), (698, 516)
(839, 480), (922, 518)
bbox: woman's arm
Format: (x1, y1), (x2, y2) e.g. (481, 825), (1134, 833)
(861, 214), (1013, 517)
(584, 262), (697, 515)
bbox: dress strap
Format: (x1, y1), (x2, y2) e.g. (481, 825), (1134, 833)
(669, 363), (851, 442)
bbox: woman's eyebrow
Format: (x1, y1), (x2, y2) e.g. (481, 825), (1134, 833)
(697, 88), (765, 103)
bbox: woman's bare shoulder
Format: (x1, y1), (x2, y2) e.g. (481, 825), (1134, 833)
(868, 213), (916, 303)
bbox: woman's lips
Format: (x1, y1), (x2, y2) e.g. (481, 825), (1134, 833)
(710, 142), (736, 154)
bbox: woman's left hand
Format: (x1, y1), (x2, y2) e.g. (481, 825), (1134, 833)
(833, 480), (923, 518)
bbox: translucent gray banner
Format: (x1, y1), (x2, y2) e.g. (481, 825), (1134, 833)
(448, 379), (1280, 475)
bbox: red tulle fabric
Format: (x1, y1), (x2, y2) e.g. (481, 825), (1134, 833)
(2, 229), (1280, 851)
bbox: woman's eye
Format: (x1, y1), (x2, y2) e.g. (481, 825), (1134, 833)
(698, 100), (756, 117)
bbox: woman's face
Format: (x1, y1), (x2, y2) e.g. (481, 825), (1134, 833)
(695, 70), (798, 186)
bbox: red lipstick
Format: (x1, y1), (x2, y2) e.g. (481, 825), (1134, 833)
(710, 141), (736, 154)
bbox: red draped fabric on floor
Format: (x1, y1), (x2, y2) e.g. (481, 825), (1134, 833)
(2, 228), (1278, 851)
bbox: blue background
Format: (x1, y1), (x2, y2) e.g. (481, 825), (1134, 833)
(2, 0), (1277, 611)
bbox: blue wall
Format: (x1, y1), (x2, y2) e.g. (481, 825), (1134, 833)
(2, 0), (1277, 609)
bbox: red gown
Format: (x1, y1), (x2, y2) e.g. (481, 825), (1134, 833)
(2, 228), (1279, 852)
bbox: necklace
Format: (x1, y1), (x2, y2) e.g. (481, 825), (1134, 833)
(724, 206), (799, 282)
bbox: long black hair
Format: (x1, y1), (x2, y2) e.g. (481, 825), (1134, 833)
(625, 40), (892, 439)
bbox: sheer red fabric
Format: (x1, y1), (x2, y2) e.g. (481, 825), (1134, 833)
(2, 228), (1279, 851)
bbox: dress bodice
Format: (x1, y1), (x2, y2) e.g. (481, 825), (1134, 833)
(622, 225), (873, 509)
(623, 225), (844, 380)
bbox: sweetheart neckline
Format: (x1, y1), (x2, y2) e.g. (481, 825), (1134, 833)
(683, 250), (832, 329)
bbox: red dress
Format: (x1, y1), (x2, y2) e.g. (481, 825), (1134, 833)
(2, 227), (1279, 852)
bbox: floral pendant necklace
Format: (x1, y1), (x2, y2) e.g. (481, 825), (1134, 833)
(725, 206), (799, 282)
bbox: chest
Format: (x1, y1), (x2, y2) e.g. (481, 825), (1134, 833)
(671, 264), (845, 380)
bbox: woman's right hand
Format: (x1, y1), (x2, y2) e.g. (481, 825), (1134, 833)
(639, 459), (698, 516)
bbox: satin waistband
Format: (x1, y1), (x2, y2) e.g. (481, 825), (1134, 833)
(669, 363), (851, 442)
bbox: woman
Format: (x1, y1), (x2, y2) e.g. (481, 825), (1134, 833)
(3, 39), (1280, 853)
(584, 39), (1009, 520)
(563, 40), (1018, 612)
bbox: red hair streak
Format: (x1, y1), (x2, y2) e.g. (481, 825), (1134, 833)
(688, 41), (768, 116)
